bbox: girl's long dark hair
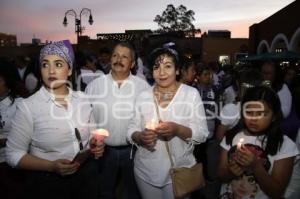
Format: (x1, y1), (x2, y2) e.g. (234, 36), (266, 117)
(226, 86), (284, 155)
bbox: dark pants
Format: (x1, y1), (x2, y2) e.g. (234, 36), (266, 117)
(25, 159), (99, 199)
(98, 145), (141, 199)
(0, 162), (26, 199)
(192, 139), (221, 199)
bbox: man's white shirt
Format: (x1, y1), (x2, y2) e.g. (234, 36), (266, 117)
(85, 73), (150, 146)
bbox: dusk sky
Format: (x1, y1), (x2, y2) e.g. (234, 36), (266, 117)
(0, 0), (295, 44)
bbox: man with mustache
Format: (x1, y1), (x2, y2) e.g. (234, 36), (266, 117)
(86, 42), (149, 199)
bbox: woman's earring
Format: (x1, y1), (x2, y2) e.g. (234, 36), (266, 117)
(176, 71), (179, 75)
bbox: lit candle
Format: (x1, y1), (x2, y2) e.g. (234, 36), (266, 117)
(237, 138), (244, 150)
(146, 118), (156, 130)
(92, 128), (109, 145)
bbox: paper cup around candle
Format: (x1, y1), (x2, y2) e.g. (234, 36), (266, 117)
(146, 119), (156, 130)
(92, 129), (109, 144)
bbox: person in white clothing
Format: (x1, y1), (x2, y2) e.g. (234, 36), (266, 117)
(127, 47), (209, 199)
(261, 61), (292, 118)
(6, 40), (104, 199)
(216, 69), (263, 141)
(0, 59), (25, 199)
(223, 85), (237, 105)
(218, 86), (299, 199)
(77, 52), (104, 87)
(86, 42), (149, 199)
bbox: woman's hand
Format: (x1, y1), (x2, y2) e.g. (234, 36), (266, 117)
(90, 137), (105, 159)
(155, 121), (178, 140)
(51, 159), (80, 176)
(133, 130), (157, 151)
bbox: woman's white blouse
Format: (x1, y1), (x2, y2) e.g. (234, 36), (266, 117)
(127, 84), (209, 186)
(6, 86), (95, 167)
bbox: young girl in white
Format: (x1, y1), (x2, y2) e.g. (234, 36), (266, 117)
(218, 86), (299, 199)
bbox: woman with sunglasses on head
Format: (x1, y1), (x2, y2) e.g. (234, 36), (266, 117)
(6, 40), (104, 199)
(127, 46), (209, 199)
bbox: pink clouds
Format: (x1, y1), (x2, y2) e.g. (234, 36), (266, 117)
(0, 0), (294, 44)
(199, 17), (265, 38)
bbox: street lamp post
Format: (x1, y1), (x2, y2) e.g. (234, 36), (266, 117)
(63, 8), (94, 43)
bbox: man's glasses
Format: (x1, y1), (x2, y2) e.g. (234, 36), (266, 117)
(75, 128), (83, 150)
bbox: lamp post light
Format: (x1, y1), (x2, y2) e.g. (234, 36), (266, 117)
(63, 8), (93, 43)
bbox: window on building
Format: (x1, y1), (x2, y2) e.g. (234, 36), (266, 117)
(219, 55), (230, 65)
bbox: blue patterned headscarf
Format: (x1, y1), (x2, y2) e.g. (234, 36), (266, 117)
(39, 40), (74, 68)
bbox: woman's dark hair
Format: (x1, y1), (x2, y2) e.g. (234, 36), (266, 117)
(179, 57), (195, 79)
(0, 59), (20, 104)
(226, 86), (284, 155)
(147, 47), (180, 74)
(181, 57), (195, 71)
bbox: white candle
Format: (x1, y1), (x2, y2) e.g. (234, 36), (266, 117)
(146, 118), (156, 130)
(92, 129), (109, 143)
(237, 138), (244, 149)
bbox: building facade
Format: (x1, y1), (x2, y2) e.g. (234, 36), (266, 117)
(249, 0), (300, 54)
(0, 33), (17, 47)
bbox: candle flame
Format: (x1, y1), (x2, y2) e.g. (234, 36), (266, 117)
(237, 138), (244, 149)
(146, 118), (156, 130)
(92, 129), (109, 137)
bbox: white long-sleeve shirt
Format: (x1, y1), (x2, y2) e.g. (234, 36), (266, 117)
(85, 73), (150, 146)
(6, 86), (95, 167)
(0, 97), (21, 163)
(80, 69), (104, 85)
(127, 84), (209, 186)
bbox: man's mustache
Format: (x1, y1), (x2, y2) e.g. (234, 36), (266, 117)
(113, 62), (124, 67)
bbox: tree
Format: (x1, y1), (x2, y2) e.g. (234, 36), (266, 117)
(154, 4), (200, 37)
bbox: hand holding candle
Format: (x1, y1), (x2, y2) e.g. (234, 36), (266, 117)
(90, 129), (109, 158)
(138, 119), (158, 151)
(145, 118), (157, 131)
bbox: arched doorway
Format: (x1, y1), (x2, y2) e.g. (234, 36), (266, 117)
(290, 27), (300, 52)
(257, 40), (270, 54)
(270, 33), (289, 52)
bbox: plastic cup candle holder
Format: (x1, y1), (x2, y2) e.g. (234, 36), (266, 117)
(92, 129), (109, 144)
(146, 118), (156, 130)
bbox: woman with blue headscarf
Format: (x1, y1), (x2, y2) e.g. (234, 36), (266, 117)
(6, 40), (104, 199)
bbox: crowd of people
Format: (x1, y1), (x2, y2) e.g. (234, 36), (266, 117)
(0, 39), (299, 199)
